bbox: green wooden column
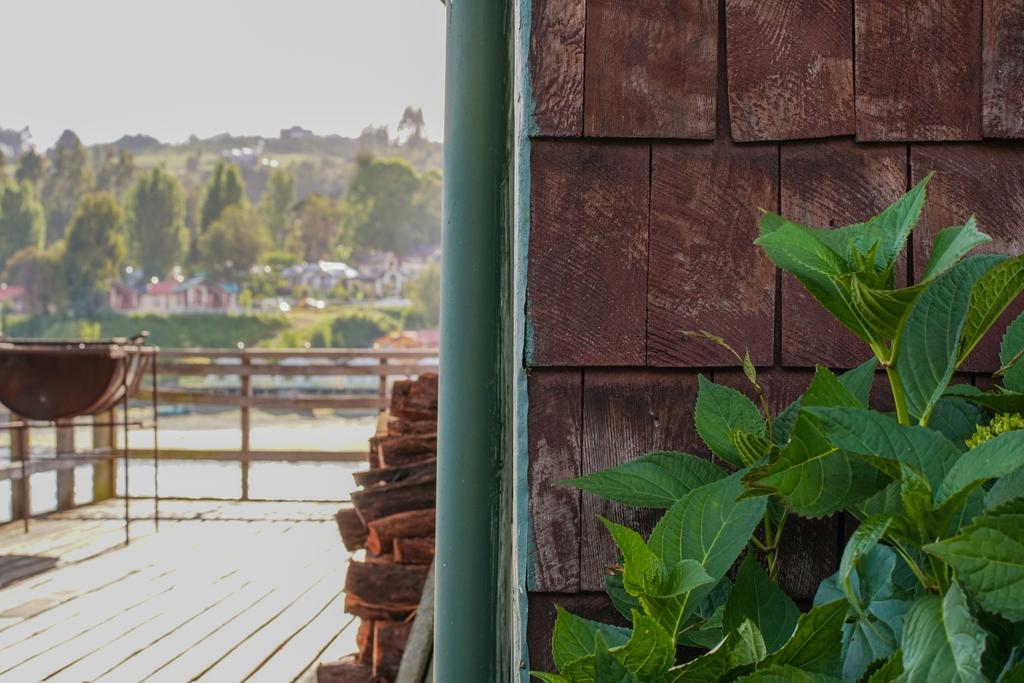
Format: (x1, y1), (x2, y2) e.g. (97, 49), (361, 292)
(435, 0), (512, 679)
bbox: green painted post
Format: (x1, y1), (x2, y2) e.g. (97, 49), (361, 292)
(435, 0), (511, 679)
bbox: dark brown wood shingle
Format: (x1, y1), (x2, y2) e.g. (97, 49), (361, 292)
(584, 0), (717, 139)
(527, 369), (583, 593)
(911, 143), (1024, 371)
(528, 140), (649, 367)
(579, 370), (702, 591)
(648, 141), (778, 367)
(780, 140), (906, 368)
(530, 0), (586, 136)
(725, 0), (854, 141)
(855, 0), (983, 141)
(983, 0), (1024, 138)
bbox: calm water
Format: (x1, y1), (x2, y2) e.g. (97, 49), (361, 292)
(0, 410), (377, 523)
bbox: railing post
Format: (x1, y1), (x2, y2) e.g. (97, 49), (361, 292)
(10, 418), (29, 530)
(240, 356), (251, 501)
(92, 409), (116, 502)
(56, 419), (75, 510)
(378, 357), (388, 412)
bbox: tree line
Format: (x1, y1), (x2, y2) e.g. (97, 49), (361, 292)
(0, 125), (441, 317)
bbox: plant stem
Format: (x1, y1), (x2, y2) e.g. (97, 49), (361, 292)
(885, 365), (912, 426)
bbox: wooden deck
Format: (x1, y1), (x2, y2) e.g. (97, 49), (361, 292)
(0, 499), (356, 682)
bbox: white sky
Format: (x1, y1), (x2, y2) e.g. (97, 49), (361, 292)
(0, 0), (447, 148)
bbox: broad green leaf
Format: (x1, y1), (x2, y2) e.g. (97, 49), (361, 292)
(847, 274), (926, 344)
(594, 645), (638, 683)
(649, 474), (766, 592)
(959, 254), (1024, 365)
(615, 611), (675, 680)
(772, 399), (800, 446)
(924, 500), (1024, 621)
(659, 620), (766, 682)
(734, 665), (842, 682)
(1000, 311), (1024, 392)
(745, 369), (889, 517)
(924, 218), (991, 280)
(605, 572), (638, 623)
(679, 578), (733, 648)
(896, 256), (1002, 422)
(928, 398), (988, 444)
(756, 213), (870, 341)
(935, 430), (1024, 505)
(833, 174), (930, 270)
(986, 467), (1024, 510)
(695, 375), (766, 467)
(762, 599), (846, 676)
(530, 672), (570, 683)
(898, 586), (987, 683)
(839, 515), (892, 612)
(945, 384), (1024, 413)
(865, 652), (903, 682)
(806, 407), (960, 488)
(815, 544), (914, 682)
(566, 452), (725, 508)
(551, 606), (631, 670)
(723, 554), (799, 654)
(600, 517), (661, 597)
(839, 358), (879, 407)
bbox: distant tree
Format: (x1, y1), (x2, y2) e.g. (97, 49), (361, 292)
(345, 155), (421, 254)
(0, 149), (6, 183)
(291, 193), (344, 262)
(0, 181), (45, 269)
(398, 106), (426, 145)
(198, 205), (269, 280)
(95, 148), (136, 197)
(42, 130), (94, 243)
(259, 167), (296, 248)
(15, 149), (46, 187)
(4, 244), (66, 315)
(63, 193), (125, 316)
(200, 160), (248, 231)
(410, 168), (442, 246)
(406, 264), (440, 327)
(125, 168), (186, 278)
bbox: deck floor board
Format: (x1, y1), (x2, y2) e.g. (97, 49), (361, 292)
(0, 499), (352, 682)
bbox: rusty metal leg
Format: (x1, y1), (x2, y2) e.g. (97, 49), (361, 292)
(152, 352), (159, 531)
(122, 373), (130, 545)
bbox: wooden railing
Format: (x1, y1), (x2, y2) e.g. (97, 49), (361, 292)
(1, 347), (438, 518)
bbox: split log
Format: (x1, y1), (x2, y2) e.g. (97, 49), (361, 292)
(366, 509), (436, 555)
(394, 537), (435, 565)
(387, 417), (436, 436)
(390, 376), (438, 420)
(317, 657), (372, 683)
(376, 434), (437, 468)
(373, 621), (413, 682)
(351, 478), (435, 524)
(344, 594), (416, 621)
(352, 458), (435, 487)
(344, 561), (430, 608)
(335, 507), (368, 551)
(357, 620), (374, 662)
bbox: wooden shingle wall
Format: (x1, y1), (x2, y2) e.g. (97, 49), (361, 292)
(524, 0), (1024, 653)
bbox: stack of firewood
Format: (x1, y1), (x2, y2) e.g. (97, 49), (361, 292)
(319, 374), (438, 683)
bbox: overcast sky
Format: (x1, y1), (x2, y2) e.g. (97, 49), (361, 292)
(1, 0), (447, 148)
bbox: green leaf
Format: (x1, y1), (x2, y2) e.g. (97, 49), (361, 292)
(836, 174), (930, 270)
(815, 544), (914, 682)
(896, 256), (1003, 422)
(649, 474), (766, 591)
(847, 275), (926, 344)
(1000, 311), (1024, 393)
(898, 586), (987, 683)
(605, 572), (638, 623)
(695, 375), (766, 468)
(928, 398), (988, 444)
(531, 672), (570, 683)
(762, 599), (846, 676)
(864, 652), (903, 682)
(839, 516), (892, 612)
(616, 611), (675, 680)
(551, 606), (631, 670)
(960, 254), (1024, 366)
(924, 501), (1024, 621)
(935, 430), (1024, 505)
(986, 467), (1024, 510)
(679, 578), (733, 648)
(723, 554), (800, 654)
(745, 369), (889, 517)
(839, 358), (879, 406)
(944, 384), (1024, 414)
(806, 407), (960, 489)
(600, 517), (661, 597)
(924, 217), (991, 280)
(566, 452), (726, 508)
(734, 665), (841, 682)
(659, 620), (767, 682)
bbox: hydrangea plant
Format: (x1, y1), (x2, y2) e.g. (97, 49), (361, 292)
(534, 176), (1024, 683)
